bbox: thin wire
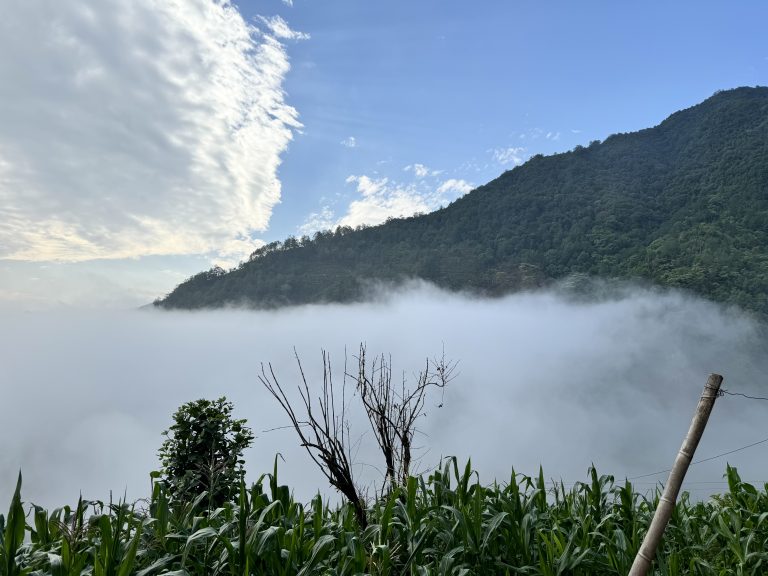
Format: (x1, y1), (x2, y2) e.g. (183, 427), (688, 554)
(704, 384), (724, 398)
(722, 389), (768, 401)
(544, 480), (768, 487)
(626, 387), (768, 480)
(690, 437), (768, 465)
(629, 436), (768, 480)
(261, 423), (311, 433)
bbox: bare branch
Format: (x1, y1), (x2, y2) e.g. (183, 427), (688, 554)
(347, 344), (458, 493)
(260, 344), (457, 525)
(259, 352), (368, 528)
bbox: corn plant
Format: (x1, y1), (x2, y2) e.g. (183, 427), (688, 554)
(7, 459), (768, 575)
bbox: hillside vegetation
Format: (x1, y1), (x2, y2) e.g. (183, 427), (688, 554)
(156, 87), (768, 313)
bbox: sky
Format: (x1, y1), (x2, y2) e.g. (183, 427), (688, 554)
(0, 0), (767, 308)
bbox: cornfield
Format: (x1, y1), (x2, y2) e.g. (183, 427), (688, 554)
(2, 459), (767, 575)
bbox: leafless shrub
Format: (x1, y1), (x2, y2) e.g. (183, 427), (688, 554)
(260, 345), (457, 528)
(259, 350), (368, 527)
(352, 345), (456, 493)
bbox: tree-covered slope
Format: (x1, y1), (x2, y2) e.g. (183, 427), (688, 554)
(156, 87), (768, 313)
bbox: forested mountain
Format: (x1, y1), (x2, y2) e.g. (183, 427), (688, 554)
(156, 87), (768, 314)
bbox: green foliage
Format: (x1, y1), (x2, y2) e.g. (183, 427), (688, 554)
(8, 460), (768, 575)
(158, 397), (254, 509)
(157, 87), (768, 316)
(0, 472), (25, 576)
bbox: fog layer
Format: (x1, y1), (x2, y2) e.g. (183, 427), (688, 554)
(2, 284), (768, 509)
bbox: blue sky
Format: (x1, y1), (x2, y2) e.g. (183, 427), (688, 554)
(265, 0), (768, 239)
(0, 0), (766, 308)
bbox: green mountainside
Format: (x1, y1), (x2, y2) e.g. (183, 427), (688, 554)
(156, 87), (768, 313)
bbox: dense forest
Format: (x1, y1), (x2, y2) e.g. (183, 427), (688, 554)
(156, 87), (768, 314)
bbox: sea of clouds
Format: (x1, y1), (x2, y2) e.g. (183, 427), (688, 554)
(2, 283), (768, 510)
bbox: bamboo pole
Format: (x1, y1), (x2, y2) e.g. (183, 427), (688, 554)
(628, 373), (723, 576)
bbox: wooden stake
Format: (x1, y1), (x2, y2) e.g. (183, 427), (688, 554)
(628, 373), (723, 576)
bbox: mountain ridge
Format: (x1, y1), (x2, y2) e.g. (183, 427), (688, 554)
(156, 86), (768, 314)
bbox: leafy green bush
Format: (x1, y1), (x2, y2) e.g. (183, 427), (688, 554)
(158, 397), (254, 508)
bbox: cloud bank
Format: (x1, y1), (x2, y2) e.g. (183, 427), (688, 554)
(0, 0), (301, 263)
(2, 285), (768, 510)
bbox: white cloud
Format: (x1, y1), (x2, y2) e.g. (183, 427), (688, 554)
(338, 174), (472, 228)
(0, 0), (302, 263)
(298, 206), (336, 236)
(281, 0), (294, 6)
(404, 163), (441, 178)
(299, 166), (473, 234)
(340, 136), (357, 148)
(210, 236), (267, 270)
(341, 177), (427, 227)
(436, 178), (473, 196)
(345, 174), (388, 198)
(492, 146), (527, 166)
(513, 127), (563, 143)
(406, 163), (429, 178)
(256, 15), (310, 41)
